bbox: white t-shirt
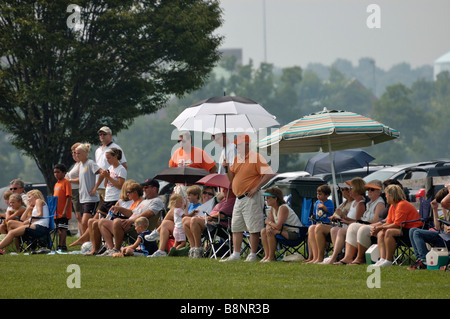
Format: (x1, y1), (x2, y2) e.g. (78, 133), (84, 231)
(104, 164), (127, 202)
(79, 159), (101, 203)
(95, 142), (127, 189)
(67, 161), (81, 190)
(173, 207), (185, 229)
(131, 197), (165, 219)
(32, 203), (50, 228)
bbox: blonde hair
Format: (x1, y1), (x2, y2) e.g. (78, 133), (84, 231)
(71, 142), (81, 151)
(168, 193), (183, 209)
(134, 216), (149, 229)
(120, 179), (136, 201)
(385, 184), (406, 203)
(27, 189), (45, 202)
(76, 143), (91, 154)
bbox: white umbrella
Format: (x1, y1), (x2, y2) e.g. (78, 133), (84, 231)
(171, 96), (279, 135)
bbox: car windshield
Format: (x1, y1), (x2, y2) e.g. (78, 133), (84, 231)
(362, 170), (397, 182)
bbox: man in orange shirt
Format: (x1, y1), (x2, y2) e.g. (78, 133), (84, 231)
(169, 132), (216, 173)
(53, 163), (72, 252)
(221, 134), (274, 262)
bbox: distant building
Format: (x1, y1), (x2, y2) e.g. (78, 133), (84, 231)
(434, 51), (450, 80)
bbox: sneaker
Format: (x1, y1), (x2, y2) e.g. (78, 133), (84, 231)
(150, 250), (167, 257)
(220, 253), (241, 262)
(188, 247), (195, 258)
(244, 254), (258, 262)
(193, 247), (203, 258)
(408, 259), (427, 270)
(378, 259), (393, 267)
(144, 229), (160, 242)
(374, 258), (386, 266)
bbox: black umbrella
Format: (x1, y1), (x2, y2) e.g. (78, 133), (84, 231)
(305, 149), (375, 175)
(154, 167), (210, 185)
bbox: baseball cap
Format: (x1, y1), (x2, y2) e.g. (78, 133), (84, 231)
(98, 126), (112, 135)
(141, 178), (160, 188)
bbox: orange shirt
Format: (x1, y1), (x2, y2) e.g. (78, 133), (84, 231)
(230, 150), (273, 196)
(169, 146), (216, 173)
(386, 200), (423, 229)
(53, 179), (72, 219)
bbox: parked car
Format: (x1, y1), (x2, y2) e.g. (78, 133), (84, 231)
(261, 171), (310, 190)
(313, 164), (392, 184)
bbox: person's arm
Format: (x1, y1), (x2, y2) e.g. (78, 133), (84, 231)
(247, 173), (275, 198)
(62, 196), (72, 219)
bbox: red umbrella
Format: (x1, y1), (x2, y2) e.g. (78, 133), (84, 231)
(196, 173), (231, 189)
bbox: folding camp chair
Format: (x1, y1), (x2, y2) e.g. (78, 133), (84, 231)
(273, 197), (314, 260)
(437, 219), (450, 271)
(393, 197), (433, 265)
(22, 196), (57, 253)
(204, 215), (233, 260)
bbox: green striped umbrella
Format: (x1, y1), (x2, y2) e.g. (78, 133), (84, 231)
(259, 108), (400, 205)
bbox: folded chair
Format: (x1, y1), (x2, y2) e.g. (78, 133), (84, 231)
(22, 196), (57, 253)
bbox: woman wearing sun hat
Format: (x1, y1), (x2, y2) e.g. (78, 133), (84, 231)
(260, 187), (302, 262)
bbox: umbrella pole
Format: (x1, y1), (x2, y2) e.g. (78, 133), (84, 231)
(328, 138), (340, 207)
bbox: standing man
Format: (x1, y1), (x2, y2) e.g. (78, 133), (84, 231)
(221, 134), (275, 262)
(95, 126), (127, 205)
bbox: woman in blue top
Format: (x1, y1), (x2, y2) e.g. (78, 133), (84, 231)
(305, 184), (334, 263)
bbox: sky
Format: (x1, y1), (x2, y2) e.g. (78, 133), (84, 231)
(216, 0), (450, 70)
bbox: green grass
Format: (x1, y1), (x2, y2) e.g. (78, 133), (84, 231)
(0, 237), (448, 299)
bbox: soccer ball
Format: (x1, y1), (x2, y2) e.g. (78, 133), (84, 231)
(81, 241), (93, 254)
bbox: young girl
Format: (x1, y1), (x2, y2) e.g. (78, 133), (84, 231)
(172, 194), (188, 250)
(0, 190), (49, 254)
(75, 143), (102, 234)
(93, 147), (126, 217)
(0, 193), (26, 235)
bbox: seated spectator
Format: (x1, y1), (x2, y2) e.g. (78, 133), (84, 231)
(0, 190), (49, 255)
(305, 184), (334, 262)
(0, 193), (26, 235)
(313, 183), (353, 264)
(183, 187), (236, 258)
(334, 180), (386, 265)
(98, 179), (164, 256)
(121, 217), (157, 257)
(322, 177), (366, 265)
(371, 184), (423, 267)
(408, 186), (450, 270)
(70, 179), (135, 251)
(1, 190), (13, 220)
(151, 185), (202, 257)
(260, 187), (302, 262)
(9, 179), (28, 206)
(201, 186), (216, 204)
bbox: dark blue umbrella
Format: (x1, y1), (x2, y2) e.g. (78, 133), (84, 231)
(305, 149), (375, 175)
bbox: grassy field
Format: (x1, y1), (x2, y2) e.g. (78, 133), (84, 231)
(1, 243), (448, 300)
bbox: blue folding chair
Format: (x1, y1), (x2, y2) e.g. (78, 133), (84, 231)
(22, 196), (57, 252)
(274, 197), (313, 260)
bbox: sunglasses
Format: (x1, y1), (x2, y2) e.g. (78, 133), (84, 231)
(98, 132), (108, 136)
(10, 187), (18, 191)
(203, 191), (214, 196)
(367, 188), (378, 191)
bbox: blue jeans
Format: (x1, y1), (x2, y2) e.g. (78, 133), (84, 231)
(409, 228), (445, 261)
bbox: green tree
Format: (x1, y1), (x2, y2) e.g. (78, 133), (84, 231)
(0, 0), (223, 190)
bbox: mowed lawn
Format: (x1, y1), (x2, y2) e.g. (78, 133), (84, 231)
(1, 251), (448, 300)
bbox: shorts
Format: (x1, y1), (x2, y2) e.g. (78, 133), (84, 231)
(97, 200), (117, 216)
(231, 192), (264, 233)
(80, 202), (98, 216)
(24, 225), (49, 238)
(55, 218), (69, 230)
(173, 227), (186, 242)
(71, 189), (81, 213)
(284, 230), (299, 241)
